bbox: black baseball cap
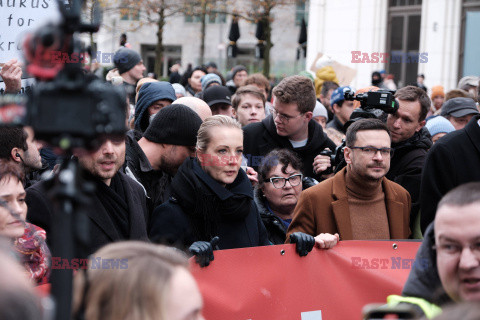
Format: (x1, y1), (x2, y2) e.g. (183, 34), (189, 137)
(202, 86), (232, 107)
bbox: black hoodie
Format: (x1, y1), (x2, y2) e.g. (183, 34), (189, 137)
(243, 115), (336, 181)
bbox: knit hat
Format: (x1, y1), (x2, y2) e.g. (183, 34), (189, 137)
(231, 65), (247, 80)
(201, 73), (222, 91)
(330, 86), (354, 107)
(134, 81), (177, 132)
(431, 85), (445, 99)
(172, 83), (186, 97)
(425, 116), (455, 137)
(143, 104), (202, 146)
(457, 76), (480, 90)
(202, 86), (232, 107)
(441, 97), (478, 118)
(113, 48), (141, 74)
(313, 101), (328, 119)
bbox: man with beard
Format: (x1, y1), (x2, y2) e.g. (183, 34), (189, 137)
(124, 104), (203, 216)
(0, 126), (44, 187)
(26, 135), (149, 256)
(286, 119), (411, 241)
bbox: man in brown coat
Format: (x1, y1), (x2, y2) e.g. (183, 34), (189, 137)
(287, 118), (411, 242)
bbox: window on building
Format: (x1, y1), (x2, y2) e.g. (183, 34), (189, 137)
(295, 0), (308, 26)
(120, 1), (139, 21)
(184, 1), (227, 24)
(460, 1), (480, 77)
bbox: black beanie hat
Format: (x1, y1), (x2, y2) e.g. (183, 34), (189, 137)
(143, 104), (203, 146)
(231, 65), (247, 79)
(114, 48), (141, 74)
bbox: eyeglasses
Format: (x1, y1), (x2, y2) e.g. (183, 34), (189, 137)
(268, 174), (303, 189)
(350, 146), (394, 157)
(433, 242), (480, 260)
(270, 107), (303, 123)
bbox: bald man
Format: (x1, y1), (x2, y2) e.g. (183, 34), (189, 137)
(174, 97), (212, 121)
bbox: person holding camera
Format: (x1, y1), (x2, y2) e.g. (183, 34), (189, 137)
(326, 86), (356, 134)
(243, 75), (336, 182)
(385, 86), (432, 235)
(286, 119), (411, 243)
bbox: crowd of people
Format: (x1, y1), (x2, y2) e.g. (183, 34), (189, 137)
(0, 41), (480, 319)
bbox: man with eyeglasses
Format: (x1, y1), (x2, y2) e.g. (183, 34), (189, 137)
(387, 182), (480, 318)
(385, 86), (432, 236)
(243, 75), (336, 182)
(286, 118), (410, 243)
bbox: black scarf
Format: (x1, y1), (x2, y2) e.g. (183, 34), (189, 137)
(89, 172), (130, 239)
(170, 158), (253, 241)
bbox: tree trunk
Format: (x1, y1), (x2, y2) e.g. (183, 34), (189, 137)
(263, 8), (272, 78)
(155, 6), (165, 78)
(199, 0), (207, 65)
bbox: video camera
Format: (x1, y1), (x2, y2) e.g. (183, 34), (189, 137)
(20, 0), (126, 150)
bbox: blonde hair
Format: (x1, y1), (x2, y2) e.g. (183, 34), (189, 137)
(74, 242), (188, 320)
(196, 115), (242, 152)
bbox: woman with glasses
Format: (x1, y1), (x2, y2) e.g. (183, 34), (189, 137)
(255, 149), (312, 244)
(149, 115), (270, 257)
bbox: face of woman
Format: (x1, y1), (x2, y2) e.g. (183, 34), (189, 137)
(197, 126), (243, 186)
(0, 176), (27, 239)
(189, 70), (206, 93)
(261, 164), (302, 216)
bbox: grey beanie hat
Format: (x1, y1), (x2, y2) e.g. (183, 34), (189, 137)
(114, 48), (142, 74)
(143, 104), (202, 146)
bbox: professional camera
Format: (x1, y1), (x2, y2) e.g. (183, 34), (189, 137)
(22, 0), (126, 150)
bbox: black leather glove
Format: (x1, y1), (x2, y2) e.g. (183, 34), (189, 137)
(290, 232), (315, 257)
(189, 236), (220, 267)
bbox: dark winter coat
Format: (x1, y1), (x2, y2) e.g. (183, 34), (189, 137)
(326, 115), (345, 134)
(124, 130), (172, 217)
(401, 223), (452, 309)
(420, 115), (480, 233)
(254, 188), (288, 245)
(388, 127), (432, 232)
(243, 115), (337, 181)
(26, 171), (149, 256)
(149, 158), (270, 250)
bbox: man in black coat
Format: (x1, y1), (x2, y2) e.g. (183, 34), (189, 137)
(386, 86), (432, 233)
(26, 135), (149, 257)
(419, 114), (480, 233)
(124, 104), (202, 217)
(243, 75), (336, 181)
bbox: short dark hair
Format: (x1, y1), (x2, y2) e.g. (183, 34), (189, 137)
(0, 127), (28, 160)
(321, 81), (339, 97)
(345, 118), (390, 147)
(395, 85), (430, 122)
(257, 149), (303, 188)
(272, 76), (316, 113)
(0, 159), (25, 184)
(438, 182), (480, 210)
(231, 85), (266, 110)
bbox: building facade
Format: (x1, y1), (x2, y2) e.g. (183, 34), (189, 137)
(307, 0), (480, 92)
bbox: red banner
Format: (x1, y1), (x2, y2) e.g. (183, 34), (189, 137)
(191, 240), (421, 320)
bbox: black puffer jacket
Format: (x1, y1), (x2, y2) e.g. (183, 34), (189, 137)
(254, 188), (287, 245)
(243, 115), (336, 181)
(387, 127), (432, 232)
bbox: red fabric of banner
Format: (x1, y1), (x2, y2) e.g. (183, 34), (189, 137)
(191, 240), (421, 320)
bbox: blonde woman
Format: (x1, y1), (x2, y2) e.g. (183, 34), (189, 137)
(149, 115), (270, 266)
